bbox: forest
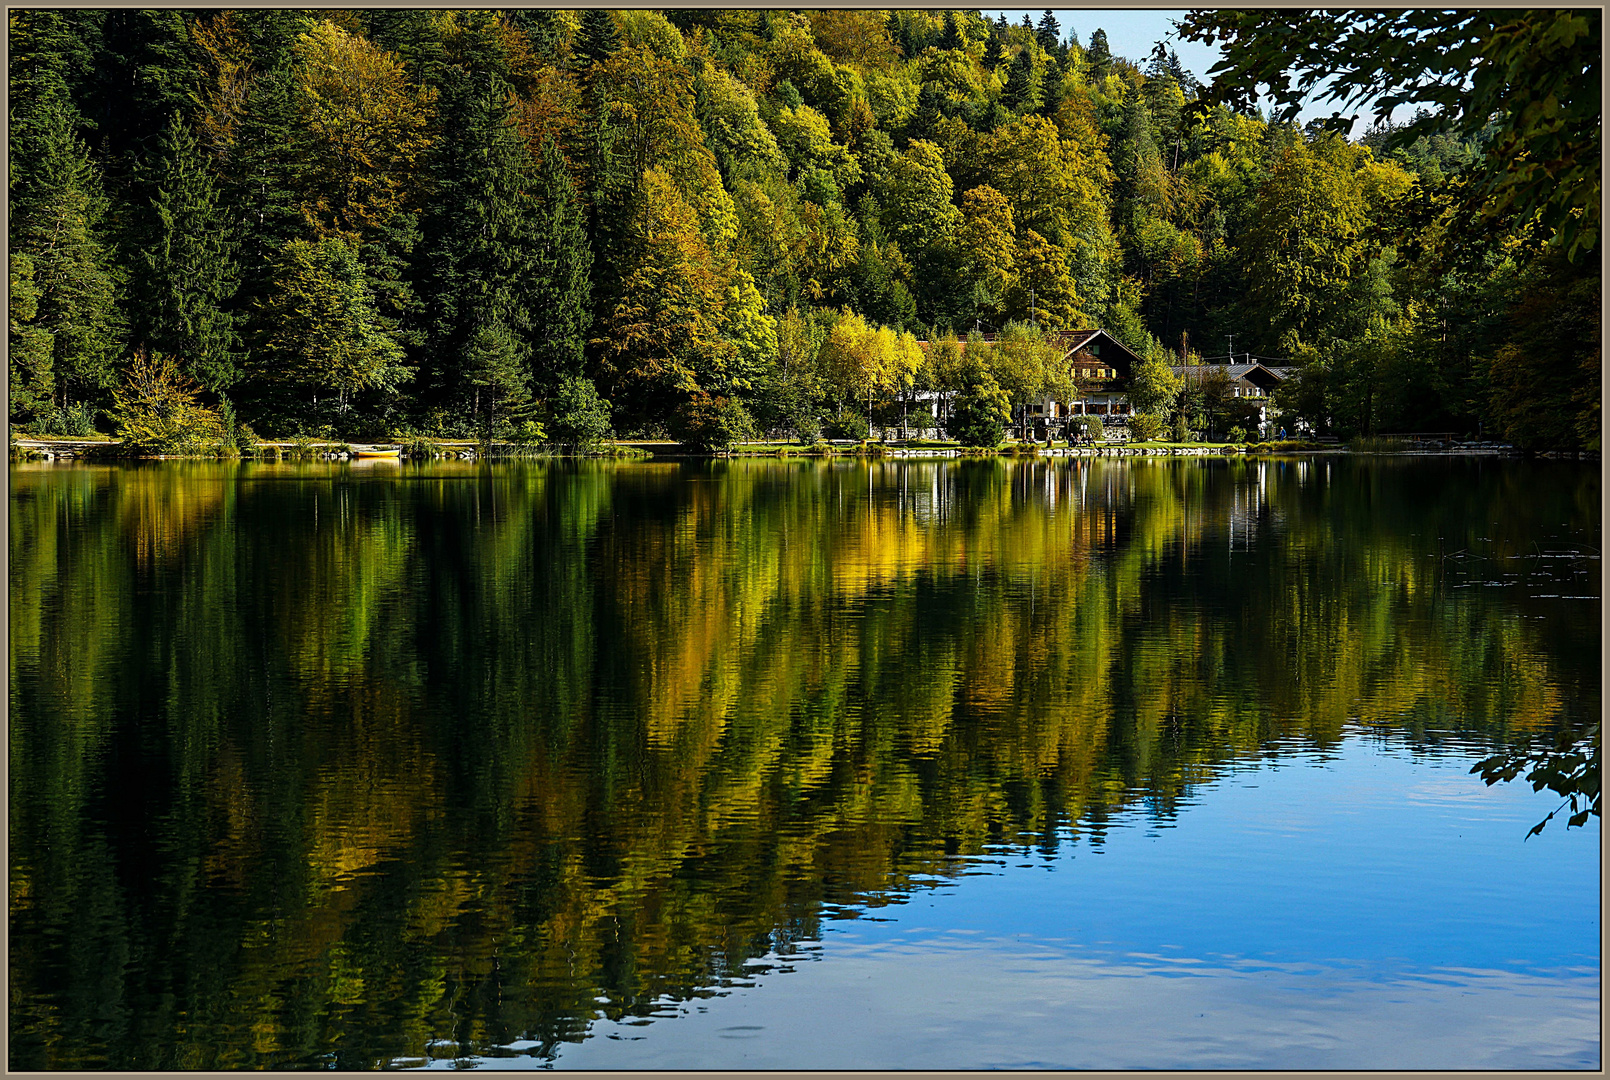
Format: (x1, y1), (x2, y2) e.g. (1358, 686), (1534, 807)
(7, 8), (1601, 451)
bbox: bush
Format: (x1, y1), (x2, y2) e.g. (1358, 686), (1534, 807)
(824, 408), (869, 441)
(545, 375), (611, 448)
(1170, 414), (1190, 443)
(671, 392), (755, 452)
(59, 401), (100, 437)
(792, 414), (822, 444)
(110, 349), (229, 455)
(1226, 425), (1247, 444)
(946, 368), (1011, 448)
(1071, 415), (1104, 443)
(1128, 413), (1164, 442)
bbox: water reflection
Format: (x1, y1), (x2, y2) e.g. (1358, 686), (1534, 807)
(9, 457), (1600, 1069)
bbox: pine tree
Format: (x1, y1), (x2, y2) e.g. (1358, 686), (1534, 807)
(1036, 11), (1062, 52)
(9, 255), (56, 426)
(1113, 92), (1167, 228)
(573, 9), (620, 84)
(9, 47), (124, 408)
(937, 13), (964, 52)
(229, 69), (307, 301)
(459, 319), (534, 437)
(1087, 28), (1113, 80)
(528, 138), (594, 392)
(1001, 48), (1042, 114)
(982, 33), (1006, 72)
(1039, 57), (1066, 116)
(136, 111), (240, 392)
(417, 76), (544, 407)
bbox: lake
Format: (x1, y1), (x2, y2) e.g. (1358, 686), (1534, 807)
(8, 455), (1600, 1069)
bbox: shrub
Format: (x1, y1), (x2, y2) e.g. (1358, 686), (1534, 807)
(671, 392), (755, 452)
(1227, 425), (1247, 444)
(946, 367), (1011, 448)
(824, 408), (869, 441)
(109, 349), (228, 455)
(1071, 415), (1104, 443)
(1170, 413), (1190, 443)
(545, 375), (611, 448)
(1128, 413), (1164, 442)
(511, 420), (546, 445)
(792, 414), (822, 444)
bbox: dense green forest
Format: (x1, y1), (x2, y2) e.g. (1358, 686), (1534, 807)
(7, 8), (1600, 450)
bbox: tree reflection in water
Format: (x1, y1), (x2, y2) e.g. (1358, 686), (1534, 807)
(8, 456), (1599, 1068)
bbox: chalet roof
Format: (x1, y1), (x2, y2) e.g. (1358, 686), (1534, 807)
(913, 328), (1141, 368)
(1170, 361), (1287, 388)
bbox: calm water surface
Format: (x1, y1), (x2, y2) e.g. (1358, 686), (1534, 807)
(9, 456), (1600, 1069)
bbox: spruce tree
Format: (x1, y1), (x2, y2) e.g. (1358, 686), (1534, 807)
(937, 13), (964, 52)
(1087, 29), (1113, 80)
(528, 138), (594, 392)
(229, 70), (306, 301)
(9, 43), (124, 409)
(417, 76), (541, 406)
(1040, 57), (1066, 117)
(1001, 48), (1042, 114)
(1036, 11), (1062, 52)
(573, 9), (621, 82)
(137, 111), (240, 392)
(982, 33), (1006, 72)
(9, 255), (56, 427)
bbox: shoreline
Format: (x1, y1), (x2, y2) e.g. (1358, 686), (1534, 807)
(11, 436), (1588, 463)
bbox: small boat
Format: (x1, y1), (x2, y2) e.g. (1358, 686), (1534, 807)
(353, 446), (401, 459)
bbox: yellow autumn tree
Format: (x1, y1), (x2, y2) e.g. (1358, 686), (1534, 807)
(600, 167), (736, 417)
(292, 20), (437, 240)
(109, 348), (227, 454)
(817, 309), (923, 428)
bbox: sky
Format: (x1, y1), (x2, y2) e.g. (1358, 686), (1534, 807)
(982, 10), (1415, 136)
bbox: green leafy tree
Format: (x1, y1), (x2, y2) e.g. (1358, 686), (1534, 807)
(1127, 337), (1183, 416)
(545, 374), (612, 448)
(671, 391), (755, 452)
(255, 237), (409, 424)
(1179, 9), (1601, 260)
(946, 363), (1012, 447)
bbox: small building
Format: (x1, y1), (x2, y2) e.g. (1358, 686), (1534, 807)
(1169, 362), (1291, 436)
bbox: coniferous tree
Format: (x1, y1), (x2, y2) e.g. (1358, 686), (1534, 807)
(229, 70), (307, 301)
(1039, 57), (1066, 116)
(1087, 28), (1113, 80)
(573, 9), (621, 83)
(10, 47), (124, 412)
(90, 10), (198, 179)
(417, 76), (542, 410)
(982, 32), (1006, 72)
(937, 13), (964, 52)
(136, 111), (240, 392)
(528, 138), (594, 392)
(1113, 93), (1166, 230)
(1001, 48), (1042, 114)
(1036, 11), (1062, 52)
(9, 254), (56, 427)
